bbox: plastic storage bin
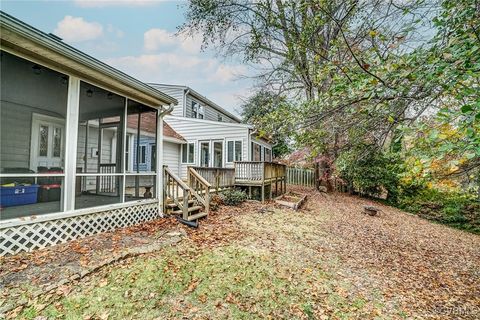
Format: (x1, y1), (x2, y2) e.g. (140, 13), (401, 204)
(0, 184), (39, 208)
(38, 184), (61, 202)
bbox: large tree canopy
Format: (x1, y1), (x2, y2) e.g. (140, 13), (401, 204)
(181, 0), (479, 194)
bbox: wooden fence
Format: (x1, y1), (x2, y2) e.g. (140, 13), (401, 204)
(286, 167), (315, 187)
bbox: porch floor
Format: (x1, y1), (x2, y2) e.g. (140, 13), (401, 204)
(0, 194), (147, 221)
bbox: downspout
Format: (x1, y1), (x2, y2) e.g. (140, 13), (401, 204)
(156, 103), (175, 217)
(183, 88), (190, 117)
(249, 129), (258, 161)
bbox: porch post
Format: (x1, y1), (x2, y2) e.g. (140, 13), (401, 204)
(156, 110), (164, 217)
(64, 76), (80, 211)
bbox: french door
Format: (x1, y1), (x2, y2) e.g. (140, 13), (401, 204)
(199, 141), (210, 167)
(31, 114), (65, 171)
(199, 140), (224, 167)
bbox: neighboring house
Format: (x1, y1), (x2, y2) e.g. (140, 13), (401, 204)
(150, 84), (273, 179)
(0, 12), (177, 255)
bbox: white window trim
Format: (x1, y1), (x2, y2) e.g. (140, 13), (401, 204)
(181, 142), (195, 164)
(226, 139), (242, 163)
(138, 145), (147, 164)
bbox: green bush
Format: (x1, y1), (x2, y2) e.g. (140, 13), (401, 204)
(336, 149), (401, 201)
(220, 189), (248, 206)
(396, 188), (480, 234)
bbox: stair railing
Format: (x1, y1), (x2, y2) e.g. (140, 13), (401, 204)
(187, 167), (212, 215)
(164, 166), (191, 219)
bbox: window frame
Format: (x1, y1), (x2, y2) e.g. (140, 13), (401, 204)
(181, 142), (195, 164)
(138, 145), (147, 164)
(226, 139), (242, 163)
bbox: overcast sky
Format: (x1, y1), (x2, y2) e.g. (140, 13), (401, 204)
(1, 0), (252, 115)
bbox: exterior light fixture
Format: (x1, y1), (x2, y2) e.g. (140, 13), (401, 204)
(86, 89), (93, 97)
(107, 92), (113, 100)
(32, 64), (41, 75)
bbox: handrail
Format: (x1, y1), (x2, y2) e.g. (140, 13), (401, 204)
(189, 168), (212, 188)
(164, 166), (191, 219)
(187, 167), (211, 215)
(165, 166), (190, 190)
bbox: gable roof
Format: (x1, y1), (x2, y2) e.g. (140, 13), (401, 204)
(126, 112), (186, 143)
(164, 122), (186, 142)
(149, 83), (242, 123)
(0, 11), (177, 108)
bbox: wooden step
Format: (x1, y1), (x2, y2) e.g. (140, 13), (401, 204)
(187, 211), (208, 221)
(171, 205), (203, 215)
(166, 200), (195, 209)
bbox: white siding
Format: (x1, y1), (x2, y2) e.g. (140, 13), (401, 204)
(185, 94), (238, 123)
(165, 116), (250, 179)
(163, 141), (180, 176)
(148, 85), (184, 117)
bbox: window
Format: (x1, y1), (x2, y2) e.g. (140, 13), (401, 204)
(182, 142), (195, 163)
(251, 142), (262, 161)
(217, 114), (223, 122)
(265, 148), (272, 162)
(139, 145), (146, 164)
(191, 101), (204, 119)
(227, 140), (242, 162)
(191, 101), (198, 118)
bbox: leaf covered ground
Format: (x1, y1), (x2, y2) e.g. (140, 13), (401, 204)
(1, 187), (479, 319)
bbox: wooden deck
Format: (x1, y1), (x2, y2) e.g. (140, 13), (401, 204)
(190, 161), (287, 202)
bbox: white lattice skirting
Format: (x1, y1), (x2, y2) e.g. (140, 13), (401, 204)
(0, 202), (159, 256)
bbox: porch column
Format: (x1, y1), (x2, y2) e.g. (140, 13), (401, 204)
(156, 110), (164, 216)
(63, 76), (80, 211)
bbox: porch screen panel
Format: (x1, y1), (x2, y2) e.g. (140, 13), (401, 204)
(75, 81), (125, 209)
(0, 51), (68, 220)
(125, 100), (158, 202)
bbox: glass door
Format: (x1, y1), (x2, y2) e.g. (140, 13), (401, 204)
(200, 141), (210, 167)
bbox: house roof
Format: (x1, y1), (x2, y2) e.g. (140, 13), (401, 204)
(149, 83), (242, 123)
(164, 122), (186, 142)
(126, 111), (186, 143)
(0, 11), (177, 108)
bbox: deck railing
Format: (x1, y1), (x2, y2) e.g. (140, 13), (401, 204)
(98, 163), (117, 193)
(189, 167), (235, 192)
(234, 161), (286, 183)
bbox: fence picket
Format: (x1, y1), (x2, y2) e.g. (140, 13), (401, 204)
(286, 167), (315, 187)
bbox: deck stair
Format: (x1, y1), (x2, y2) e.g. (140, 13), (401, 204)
(164, 166), (211, 221)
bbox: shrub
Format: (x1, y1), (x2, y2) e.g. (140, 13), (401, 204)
(209, 194), (224, 211)
(220, 189), (248, 206)
(396, 188), (480, 234)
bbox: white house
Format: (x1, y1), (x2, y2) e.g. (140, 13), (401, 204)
(0, 12), (177, 255)
(150, 84), (273, 179)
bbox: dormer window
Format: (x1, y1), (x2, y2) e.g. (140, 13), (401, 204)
(191, 101), (204, 119)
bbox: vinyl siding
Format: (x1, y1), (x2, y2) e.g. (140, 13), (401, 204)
(185, 94), (238, 123)
(164, 141), (180, 176)
(148, 85), (184, 117)
(165, 116), (250, 179)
